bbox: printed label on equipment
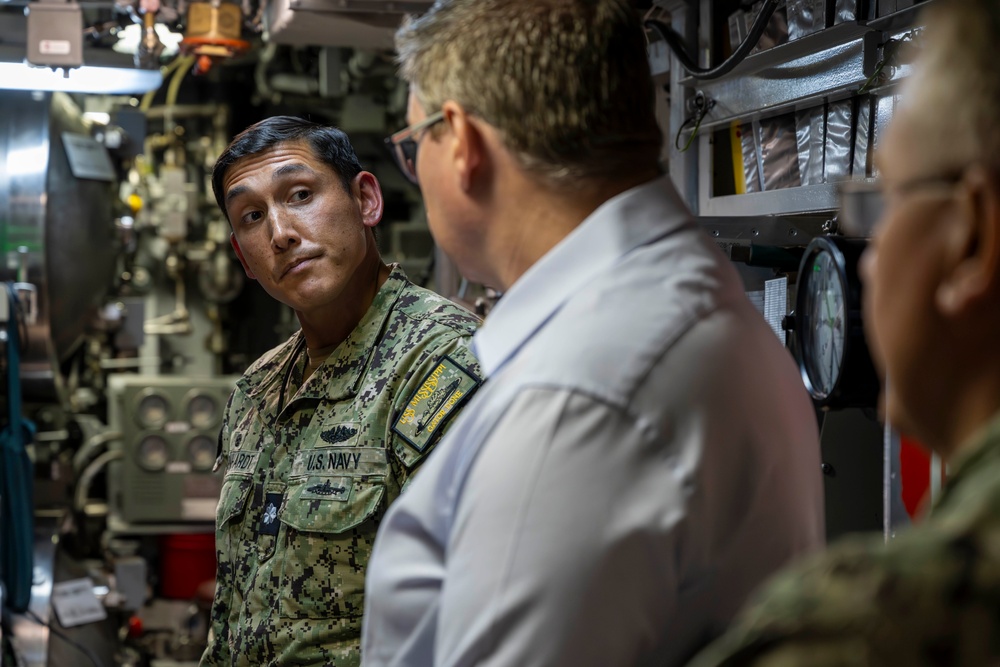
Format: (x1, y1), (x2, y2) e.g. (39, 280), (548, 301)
(52, 578), (108, 628)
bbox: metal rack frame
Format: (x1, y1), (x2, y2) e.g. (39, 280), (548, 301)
(655, 0), (928, 540)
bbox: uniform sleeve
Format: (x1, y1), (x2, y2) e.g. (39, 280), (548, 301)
(686, 526), (999, 667)
(433, 386), (684, 667)
(199, 391), (236, 667)
(388, 335), (482, 489)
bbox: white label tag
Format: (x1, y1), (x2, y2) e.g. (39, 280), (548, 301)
(764, 277), (788, 346)
(39, 40), (71, 55)
(51, 578), (107, 628)
(165, 421), (191, 434)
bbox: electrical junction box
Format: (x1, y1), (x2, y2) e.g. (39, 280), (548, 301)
(26, 3), (83, 69)
(107, 374), (237, 526)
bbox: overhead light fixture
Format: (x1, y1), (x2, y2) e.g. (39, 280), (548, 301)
(0, 61), (163, 94)
(113, 23), (184, 60)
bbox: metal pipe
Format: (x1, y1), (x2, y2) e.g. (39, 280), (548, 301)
(72, 430), (123, 474)
(75, 450), (124, 513)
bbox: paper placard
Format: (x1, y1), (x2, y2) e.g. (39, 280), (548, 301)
(51, 578), (107, 628)
(764, 277), (788, 346)
(61, 132), (115, 182)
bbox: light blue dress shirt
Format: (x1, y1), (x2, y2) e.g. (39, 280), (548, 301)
(362, 177), (825, 667)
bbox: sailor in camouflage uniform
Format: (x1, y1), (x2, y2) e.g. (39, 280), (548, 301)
(688, 2), (1000, 665)
(199, 116), (482, 667)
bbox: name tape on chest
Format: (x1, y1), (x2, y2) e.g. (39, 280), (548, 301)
(290, 446), (388, 479)
(392, 356), (480, 453)
(225, 451), (260, 478)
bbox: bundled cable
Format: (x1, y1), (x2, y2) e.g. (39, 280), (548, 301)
(645, 0), (781, 81)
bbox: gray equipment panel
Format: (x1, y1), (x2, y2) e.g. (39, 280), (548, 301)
(108, 374), (237, 526)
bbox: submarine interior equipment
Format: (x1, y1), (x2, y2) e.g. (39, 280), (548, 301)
(0, 0), (928, 665)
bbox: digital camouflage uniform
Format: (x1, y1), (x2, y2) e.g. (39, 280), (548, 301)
(688, 410), (1000, 667)
(200, 266), (482, 667)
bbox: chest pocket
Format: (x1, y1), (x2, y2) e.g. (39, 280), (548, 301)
(278, 447), (388, 620)
(214, 477), (254, 600)
(218, 477), (253, 528)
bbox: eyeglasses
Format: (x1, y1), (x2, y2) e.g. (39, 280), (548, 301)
(838, 170), (966, 236)
(384, 111), (445, 185)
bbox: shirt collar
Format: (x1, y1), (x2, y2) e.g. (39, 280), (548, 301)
(473, 176), (693, 377)
(241, 264), (408, 405)
(299, 264), (408, 401)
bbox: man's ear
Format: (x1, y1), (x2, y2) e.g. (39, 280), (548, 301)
(442, 100), (486, 193)
(936, 166), (1000, 316)
(230, 233), (256, 280)
(353, 171), (384, 228)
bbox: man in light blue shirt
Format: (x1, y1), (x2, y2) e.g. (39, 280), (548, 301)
(363, 2), (825, 666)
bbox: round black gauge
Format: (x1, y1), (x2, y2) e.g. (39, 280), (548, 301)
(187, 435), (217, 471)
(136, 392), (170, 429)
(136, 435), (170, 472)
(793, 236), (879, 408)
(803, 249), (847, 397)
(186, 393), (219, 430)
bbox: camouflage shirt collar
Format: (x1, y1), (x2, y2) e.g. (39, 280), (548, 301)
(241, 265), (409, 405)
(936, 408), (1000, 509)
(292, 265), (408, 402)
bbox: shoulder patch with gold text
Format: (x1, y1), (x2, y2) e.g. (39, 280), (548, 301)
(392, 355), (480, 453)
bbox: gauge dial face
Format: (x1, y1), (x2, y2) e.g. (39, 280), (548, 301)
(136, 435), (169, 472)
(804, 250), (846, 398)
(187, 394), (218, 429)
(187, 435), (217, 471)
(137, 393), (169, 428)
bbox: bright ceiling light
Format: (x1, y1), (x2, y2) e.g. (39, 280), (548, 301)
(0, 61), (163, 94)
(113, 23), (184, 58)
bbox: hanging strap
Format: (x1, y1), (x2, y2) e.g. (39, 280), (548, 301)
(1, 282), (36, 613)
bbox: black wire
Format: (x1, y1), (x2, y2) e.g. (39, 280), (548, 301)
(674, 116), (700, 152)
(674, 96), (715, 152)
(24, 609), (105, 667)
(645, 0), (781, 80)
(14, 292), (30, 359)
(3, 283), (31, 358)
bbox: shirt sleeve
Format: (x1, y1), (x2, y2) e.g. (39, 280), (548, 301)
(433, 386), (683, 667)
(686, 524), (999, 667)
(388, 335), (482, 489)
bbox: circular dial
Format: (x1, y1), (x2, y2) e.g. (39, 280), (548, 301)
(187, 435), (217, 471)
(137, 393), (169, 428)
(187, 393), (219, 429)
(803, 249), (846, 398)
(794, 236), (879, 409)
(136, 435), (169, 472)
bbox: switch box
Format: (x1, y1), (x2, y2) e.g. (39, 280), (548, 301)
(26, 3), (83, 69)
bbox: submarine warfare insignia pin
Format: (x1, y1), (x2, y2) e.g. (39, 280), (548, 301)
(302, 476), (353, 502)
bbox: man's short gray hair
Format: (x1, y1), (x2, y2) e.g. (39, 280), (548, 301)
(395, 0), (664, 190)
